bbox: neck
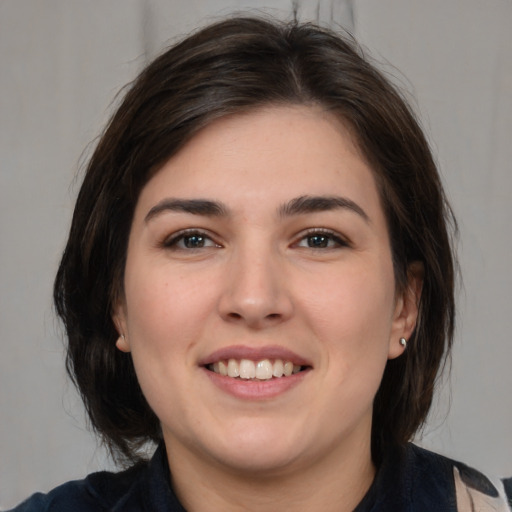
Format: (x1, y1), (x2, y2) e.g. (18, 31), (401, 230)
(165, 435), (375, 512)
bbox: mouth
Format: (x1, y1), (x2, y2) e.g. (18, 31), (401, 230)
(200, 346), (311, 399)
(200, 345), (312, 382)
(207, 358), (306, 380)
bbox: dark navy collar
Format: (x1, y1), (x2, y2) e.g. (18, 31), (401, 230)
(141, 443), (186, 512)
(90, 443), (456, 511)
(12, 442), (510, 511)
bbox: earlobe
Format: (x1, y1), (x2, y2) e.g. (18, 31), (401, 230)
(115, 333), (131, 353)
(388, 261), (423, 359)
(112, 306), (130, 352)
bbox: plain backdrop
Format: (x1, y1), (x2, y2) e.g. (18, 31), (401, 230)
(1, 0), (511, 509)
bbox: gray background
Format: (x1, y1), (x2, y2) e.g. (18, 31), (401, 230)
(1, 0), (511, 509)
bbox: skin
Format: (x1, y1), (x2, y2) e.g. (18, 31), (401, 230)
(114, 105), (421, 512)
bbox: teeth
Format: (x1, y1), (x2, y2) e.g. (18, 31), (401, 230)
(239, 359), (256, 379)
(273, 359), (284, 377)
(227, 359), (240, 378)
(255, 359), (273, 380)
(211, 358), (303, 380)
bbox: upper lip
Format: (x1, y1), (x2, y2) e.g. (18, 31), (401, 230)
(199, 345), (312, 367)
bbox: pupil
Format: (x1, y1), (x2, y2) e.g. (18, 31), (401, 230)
(184, 235), (204, 248)
(308, 235), (328, 248)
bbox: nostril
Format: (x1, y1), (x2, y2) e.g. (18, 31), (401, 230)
(224, 311), (282, 325)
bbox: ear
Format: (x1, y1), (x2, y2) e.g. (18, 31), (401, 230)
(112, 303), (131, 353)
(388, 261), (423, 359)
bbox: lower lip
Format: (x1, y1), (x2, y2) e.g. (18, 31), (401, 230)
(202, 367), (310, 400)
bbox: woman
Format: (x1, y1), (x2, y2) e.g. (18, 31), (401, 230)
(11, 16), (511, 512)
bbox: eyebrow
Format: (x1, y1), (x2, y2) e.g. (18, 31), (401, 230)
(145, 198), (229, 222)
(279, 195), (369, 222)
(144, 195), (369, 223)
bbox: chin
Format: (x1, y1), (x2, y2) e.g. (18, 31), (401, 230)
(216, 446), (302, 476)
(202, 420), (310, 475)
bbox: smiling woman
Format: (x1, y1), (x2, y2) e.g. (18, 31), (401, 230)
(113, 107), (409, 494)
(9, 15), (511, 512)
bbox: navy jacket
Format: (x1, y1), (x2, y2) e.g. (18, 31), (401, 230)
(9, 444), (512, 511)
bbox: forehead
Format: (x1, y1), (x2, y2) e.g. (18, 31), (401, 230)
(135, 105), (383, 221)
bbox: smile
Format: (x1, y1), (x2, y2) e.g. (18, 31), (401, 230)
(208, 359), (302, 380)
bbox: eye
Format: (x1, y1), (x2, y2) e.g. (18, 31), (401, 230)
(295, 229), (348, 249)
(163, 230), (221, 250)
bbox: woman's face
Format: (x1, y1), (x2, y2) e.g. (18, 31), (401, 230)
(115, 106), (418, 475)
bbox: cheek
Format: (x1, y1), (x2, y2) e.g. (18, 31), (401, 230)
(123, 265), (217, 356)
(121, 268), (216, 416)
(297, 259), (396, 389)
(301, 264), (395, 336)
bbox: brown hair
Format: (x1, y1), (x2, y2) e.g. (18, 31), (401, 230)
(54, 16), (456, 464)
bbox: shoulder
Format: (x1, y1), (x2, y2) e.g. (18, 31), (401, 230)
(7, 463), (147, 512)
(406, 444), (512, 511)
(7, 444), (185, 512)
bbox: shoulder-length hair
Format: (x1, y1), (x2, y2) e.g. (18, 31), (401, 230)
(54, 16), (456, 464)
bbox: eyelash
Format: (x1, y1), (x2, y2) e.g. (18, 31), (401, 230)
(162, 229), (221, 250)
(161, 228), (349, 251)
(294, 228), (349, 250)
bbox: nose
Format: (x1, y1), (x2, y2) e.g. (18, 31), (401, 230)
(217, 243), (294, 329)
